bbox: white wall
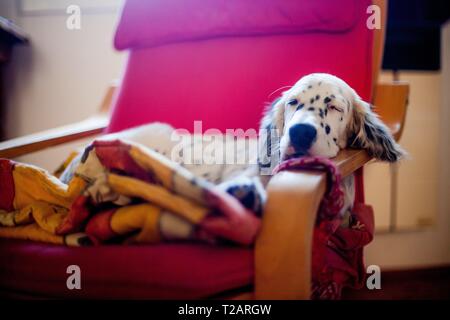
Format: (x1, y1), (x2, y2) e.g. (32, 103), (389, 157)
(1, 0), (125, 169)
(1, 1), (449, 269)
(364, 22), (450, 269)
(366, 71), (442, 231)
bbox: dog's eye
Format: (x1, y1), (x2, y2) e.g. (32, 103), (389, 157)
(287, 99), (298, 106)
(328, 105), (343, 113)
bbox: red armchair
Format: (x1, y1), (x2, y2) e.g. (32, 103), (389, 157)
(0, 0), (408, 299)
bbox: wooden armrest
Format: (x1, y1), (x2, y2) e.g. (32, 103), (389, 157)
(332, 149), (371, 178)
(373, 82), (409, 141)
(0, 84), (117, 159)
(0, 115), (108, 158)
(254, 148), (371, 299)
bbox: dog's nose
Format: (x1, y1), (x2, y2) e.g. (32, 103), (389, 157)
(289, 123), (317, 153)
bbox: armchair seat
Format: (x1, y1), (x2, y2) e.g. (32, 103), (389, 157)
(0, 239), (253, 299)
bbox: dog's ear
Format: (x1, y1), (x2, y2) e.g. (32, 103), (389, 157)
(348, 97), (406, 162)
(258, 98), (284, 172)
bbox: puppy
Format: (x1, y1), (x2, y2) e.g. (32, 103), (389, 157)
(61, 73), (404, 217)
(259, 73), (404, 164)
(258, 73), (405, 215)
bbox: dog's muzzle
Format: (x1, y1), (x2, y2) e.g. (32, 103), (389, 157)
(288, 123), (317, 156)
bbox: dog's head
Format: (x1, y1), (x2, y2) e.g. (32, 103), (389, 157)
(259, 73), (405, 167)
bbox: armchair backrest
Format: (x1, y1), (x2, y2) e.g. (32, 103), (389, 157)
(107, 0), (374, 133)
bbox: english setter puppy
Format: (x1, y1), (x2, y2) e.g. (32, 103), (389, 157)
(61, 73), (404, 217)
(255, 73), (405, 216)
(259, 73), (404, 167)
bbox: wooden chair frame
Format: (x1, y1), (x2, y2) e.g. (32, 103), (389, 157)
(0, 0), (408, 299)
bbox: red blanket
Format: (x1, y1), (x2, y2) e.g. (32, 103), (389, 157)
(275, 157), (374, 299)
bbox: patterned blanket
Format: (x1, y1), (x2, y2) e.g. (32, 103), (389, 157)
(0, 140), (261, 246)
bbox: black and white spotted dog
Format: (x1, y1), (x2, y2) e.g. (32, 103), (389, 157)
(259, 73), (404, 165)
(255, 73), (405, 215)
(61, 73), (405, 217)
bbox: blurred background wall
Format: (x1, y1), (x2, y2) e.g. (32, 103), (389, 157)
(0, 0), (125, 169)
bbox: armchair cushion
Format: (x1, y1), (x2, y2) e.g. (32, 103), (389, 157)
(0, 239), (253, 299)
(108, 0), (373, 133)
(114, 0), (360, 50)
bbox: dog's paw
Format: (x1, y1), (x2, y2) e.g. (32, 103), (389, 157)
(218, 177), (265, 216)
